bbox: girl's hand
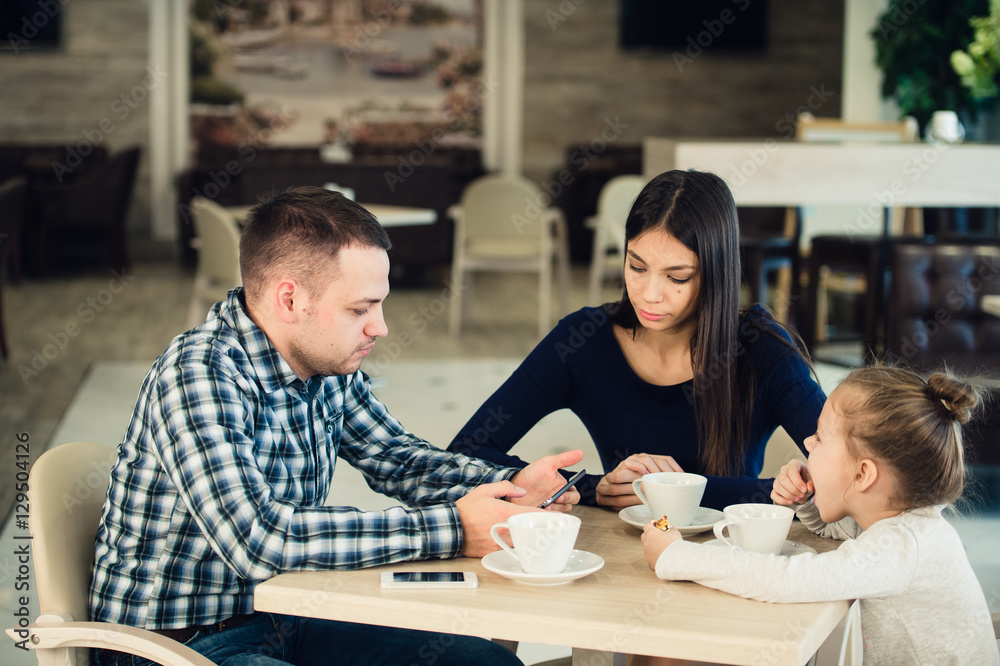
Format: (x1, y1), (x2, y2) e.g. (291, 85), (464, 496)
(595, 454), (683, 509)
(641, 522), (684, 569)
(771, 459), (813, 505)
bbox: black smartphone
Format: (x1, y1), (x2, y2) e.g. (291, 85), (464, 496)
(538, 469), (586, 508)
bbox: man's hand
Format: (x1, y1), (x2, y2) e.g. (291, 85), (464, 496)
(641, 521), (683, 569)
(455, 481), (539, 557)
(509, 449), (585, 512)
(771, 459), (813, 505)
(595, 454), (682, 508)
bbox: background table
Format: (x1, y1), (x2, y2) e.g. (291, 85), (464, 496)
(983, 295), (1000, 318)
(254, 505), (851, 665)
(643, 139), (1000, 208)
(226, 203), (436, 228)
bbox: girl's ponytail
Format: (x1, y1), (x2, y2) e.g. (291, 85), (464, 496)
(925, 373), (981, 425)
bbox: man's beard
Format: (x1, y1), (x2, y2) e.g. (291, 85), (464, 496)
(287, 336), (366, 378)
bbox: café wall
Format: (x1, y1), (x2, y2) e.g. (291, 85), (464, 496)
(521, 0), (845, 182)
(0, 0), (153, 246)
(0, 1), (845, 241)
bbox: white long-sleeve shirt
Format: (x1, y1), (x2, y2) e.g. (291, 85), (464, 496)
(656, 503), (999, 665)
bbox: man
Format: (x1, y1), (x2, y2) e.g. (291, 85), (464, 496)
(90, 187), (582, 666)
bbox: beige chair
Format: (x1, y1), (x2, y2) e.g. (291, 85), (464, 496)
(586, 175), (645, 305)
(4, 441), (216, 666)
(186, 197), (242, 329)
(448, 174), (570, 338)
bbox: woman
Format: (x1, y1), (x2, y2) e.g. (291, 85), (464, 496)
(447, 170), (824, 509)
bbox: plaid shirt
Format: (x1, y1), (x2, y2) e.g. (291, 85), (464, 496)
(90, 289), (512, 630)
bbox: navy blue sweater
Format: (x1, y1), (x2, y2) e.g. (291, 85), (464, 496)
(447, 305), (826, 509)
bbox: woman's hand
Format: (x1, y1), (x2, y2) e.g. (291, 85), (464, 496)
(641, 521), (684, 569)
(771, 459), (813, 505)
(595, 454), (683, 508)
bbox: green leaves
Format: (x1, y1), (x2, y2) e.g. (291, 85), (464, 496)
(872, 0), (988, 129)
(950, 1), (1000, 101)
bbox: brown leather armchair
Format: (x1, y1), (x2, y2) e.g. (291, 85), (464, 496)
(0, 176), (27, 359)
(884, 239), (1000, 375)
(30, 146), (141, 273)
(884, 239), (1000, 470)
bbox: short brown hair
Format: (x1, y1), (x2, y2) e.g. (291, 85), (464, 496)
(837, 365), (983, 510)
(239, 186), (391, 303)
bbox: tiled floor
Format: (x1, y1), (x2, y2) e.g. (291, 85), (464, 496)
(2, 357), (998, 664)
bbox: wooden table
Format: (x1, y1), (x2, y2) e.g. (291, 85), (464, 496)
(254, 505), (851, 665)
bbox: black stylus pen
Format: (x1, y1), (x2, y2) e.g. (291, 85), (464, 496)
(538, 469), (586, 508)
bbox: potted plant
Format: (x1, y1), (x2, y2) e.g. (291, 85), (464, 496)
(951, 0), (1000, 135)
(872, 0), (989, 135)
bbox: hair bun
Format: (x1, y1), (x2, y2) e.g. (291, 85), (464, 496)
(924, 373), (981, 425)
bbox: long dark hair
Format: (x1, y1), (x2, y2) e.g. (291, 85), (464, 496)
(609, 170), (750, 476)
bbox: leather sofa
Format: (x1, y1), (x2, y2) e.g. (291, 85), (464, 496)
(884, 239), (1000, 468)
(885, 239), (1000, 376)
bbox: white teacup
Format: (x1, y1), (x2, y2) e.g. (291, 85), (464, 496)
(490, 512), (581, 574)
(631, 472), (707, 527)
(713, 503), (794, 554)
(928, 110), (965, 144)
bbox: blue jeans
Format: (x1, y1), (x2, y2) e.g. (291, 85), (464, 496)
(92, 613), (523, 666)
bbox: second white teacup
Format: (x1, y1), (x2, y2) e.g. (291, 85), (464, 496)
(713, 503), (794, 554)
(490, 512), (581, 574)
(631, 472), (707, 527)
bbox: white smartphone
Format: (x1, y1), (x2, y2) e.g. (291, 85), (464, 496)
(379, 571), (479, 589)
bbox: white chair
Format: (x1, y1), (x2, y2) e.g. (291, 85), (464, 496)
(5, 441), (216, 666)
(811, 599), (863, 666)
(186, 197), (242, 329)
(586, 175), (645, 305)
(448, 174), (570, 338)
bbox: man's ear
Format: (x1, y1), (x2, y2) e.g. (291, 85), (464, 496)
(273, 278), (305, 324)
(854, 458), (879, 494)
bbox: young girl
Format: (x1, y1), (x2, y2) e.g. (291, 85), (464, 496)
(642, 365), (999, 665)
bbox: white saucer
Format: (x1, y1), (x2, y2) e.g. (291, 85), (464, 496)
(704, 538), (817, 556)
(618, 506), (724, 535)
(481, 549), (604, 586)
